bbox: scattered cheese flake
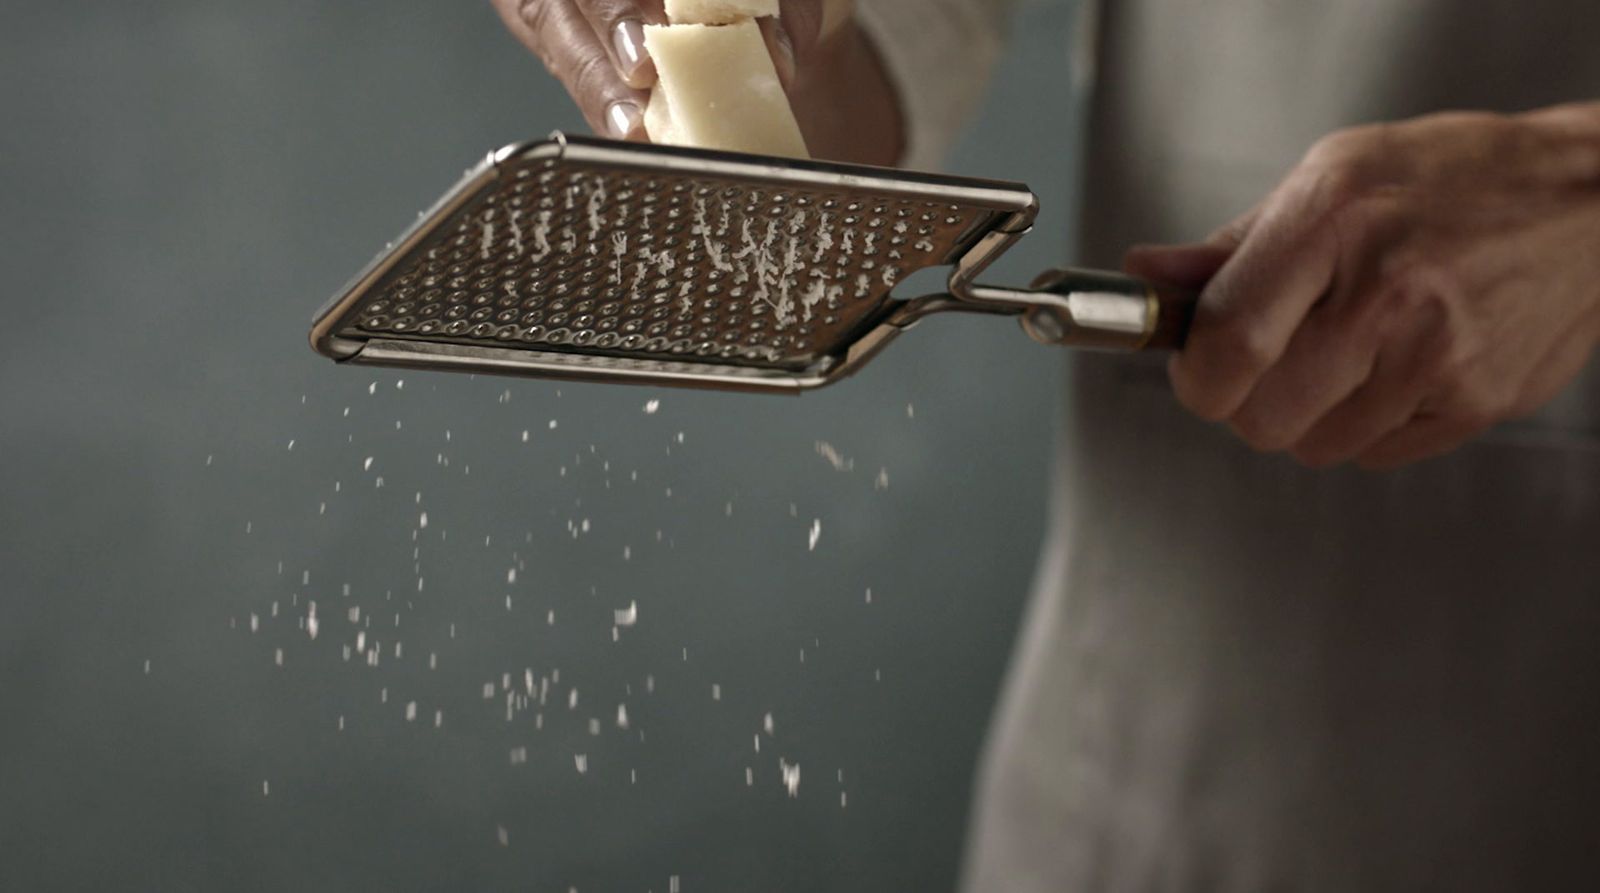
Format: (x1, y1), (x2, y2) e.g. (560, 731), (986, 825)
(614, 601), (639, 627)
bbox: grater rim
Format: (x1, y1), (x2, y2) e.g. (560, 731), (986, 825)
(311, 135), (1039, 391)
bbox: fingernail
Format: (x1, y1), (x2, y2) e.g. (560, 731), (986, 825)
(770, 24), (797, 87)
(613, 20), (652, 86)
(606, 101), (643, 139)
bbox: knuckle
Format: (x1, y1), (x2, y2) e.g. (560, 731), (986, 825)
(1306, 126), (1374, 162)
(1384, 247), (1462, 301)
(517, 0), (553, 34)
(1210, 315), (1278, 377)
(1178, 315), (1276, 418)
(1194, 281), (1273, 354)
(516, 0), (564, 73)
(1326, 191), (1395, 240)
(1179, 297), (1281, 421)
(1372, 250), (1480, 388)
(1377, 250), (1458, 328)
(1316, 162), (1370, 212)
(1170, 365), (1235, 422)
(1302, 132), (1352, 170)
(568, 46), (621, 99)
(1232, 416), (1293, 453)
(1303, 127), (1385, 203)
(1417, 327), (1479, 393)
(588, 0), (649, 27)
(1183, 396), (1234, 424)
(1321, 194), (1395, 279)
(1307, 124), (1385, 164)
(1451, 386), (1513, 429)
(1419, 349), (1469, 395)
(1228, 399), (1302, 452)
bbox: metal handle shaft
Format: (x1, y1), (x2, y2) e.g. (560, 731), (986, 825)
(969, 268), (1196, 351)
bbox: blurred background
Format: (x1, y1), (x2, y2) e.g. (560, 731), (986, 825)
(1, 1), (1083, 889)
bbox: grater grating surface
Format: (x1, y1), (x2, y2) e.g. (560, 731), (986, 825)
(319, 136), (1032, 376)
(314, 135), (1191, 393)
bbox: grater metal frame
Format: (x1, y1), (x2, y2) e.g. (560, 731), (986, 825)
(312, 134), (1186, 393)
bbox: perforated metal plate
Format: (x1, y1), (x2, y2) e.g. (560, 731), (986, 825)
(312, 135), (1037, 387)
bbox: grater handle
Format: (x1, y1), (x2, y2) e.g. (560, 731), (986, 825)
(984, 268), (1197, 351)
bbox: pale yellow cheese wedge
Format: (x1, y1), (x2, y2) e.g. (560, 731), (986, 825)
(644, 83), (680, 145)
(663, 0), (779, 24)
(643, 20), (810, 158)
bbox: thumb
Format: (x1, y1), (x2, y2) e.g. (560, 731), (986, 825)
(1124, 241), (1233, 290)
(1124, 202), (1263, 288)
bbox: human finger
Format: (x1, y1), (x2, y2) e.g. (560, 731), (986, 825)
(571, 0), (666, 89)
(1168, 197), (1341, 422)
(755, 2), (835, 90)
(1226, 305), (1379, 452)
(1351, 308), (1594, 470)
(1354, 413), (1491, 471)
(1287, 346), (1428, 467)
(1506, 323), (1600, 420)
(758, 14), (799, 87)
(1124, 242), (1234, 293)
(1123, 202), (1263, 289)
(491, 0), (649, 139)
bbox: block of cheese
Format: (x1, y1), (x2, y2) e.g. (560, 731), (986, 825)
(643, 19), (809, 158)
(663, 0), (779, 24)
(643, 83), (680, 145)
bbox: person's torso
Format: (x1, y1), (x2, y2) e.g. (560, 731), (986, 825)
(963, 2), (1600, 891)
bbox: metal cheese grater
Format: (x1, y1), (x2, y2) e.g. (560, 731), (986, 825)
(311, 134), (1194, 393)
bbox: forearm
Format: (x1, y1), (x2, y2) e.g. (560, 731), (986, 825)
(788, 21), (904, 165)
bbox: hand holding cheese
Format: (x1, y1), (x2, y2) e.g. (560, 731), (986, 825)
(491, 0), (902, 165)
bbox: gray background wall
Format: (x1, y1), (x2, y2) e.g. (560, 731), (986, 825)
(0, 2), (1081, 889)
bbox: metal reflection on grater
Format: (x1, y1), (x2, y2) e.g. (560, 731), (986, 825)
(311, 135), (1195, 393)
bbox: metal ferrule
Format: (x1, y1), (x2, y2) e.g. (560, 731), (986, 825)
(961, 269), (1159, 351)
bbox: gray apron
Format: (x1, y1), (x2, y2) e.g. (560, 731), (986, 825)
(963, 1), (1600, 890)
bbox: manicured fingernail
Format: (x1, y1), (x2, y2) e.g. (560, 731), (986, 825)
(606, 101), (643, 139)
(770, 24), (797, 87)
(613, 20), (651, 86)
